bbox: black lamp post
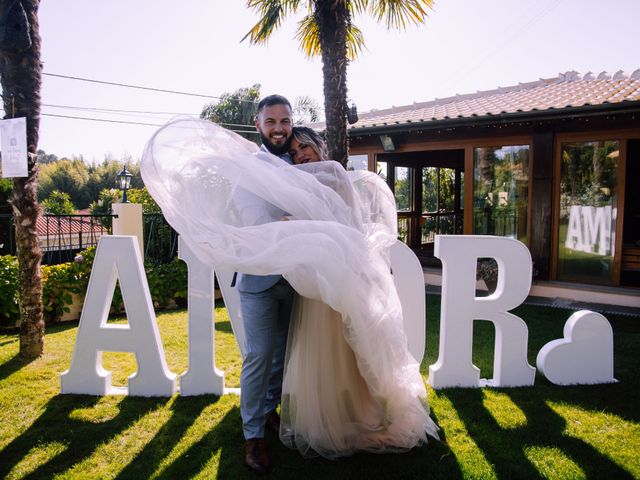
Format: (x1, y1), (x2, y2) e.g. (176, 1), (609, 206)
(117, 166), (133, 203)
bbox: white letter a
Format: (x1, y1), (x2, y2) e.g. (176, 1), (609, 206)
(60, 236), (177, 396)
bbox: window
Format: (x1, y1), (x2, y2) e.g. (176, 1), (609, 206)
(348, 155), (368, 171)
(376, 160), (388, 181)
(394, 166), (411, 212)
(557, 141), (619, 284)
(421, 167), (462, 243)
(473, 145), (529, 243)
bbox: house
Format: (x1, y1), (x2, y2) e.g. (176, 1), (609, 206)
(341, 70), (640, 298)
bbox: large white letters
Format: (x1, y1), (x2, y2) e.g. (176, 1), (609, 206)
(390, 240), (426, 363)
(177, 238), (225, 395)
(61, 234), (616, 397)
(60, 236), (177, 396)
(429, 235), (536, 388)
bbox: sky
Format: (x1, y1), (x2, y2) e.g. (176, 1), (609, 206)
(11, 0), (640, 162)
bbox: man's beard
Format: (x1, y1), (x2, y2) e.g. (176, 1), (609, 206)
(260, 131), (291, 156)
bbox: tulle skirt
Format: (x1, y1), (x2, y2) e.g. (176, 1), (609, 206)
(280, 297), (438, 459)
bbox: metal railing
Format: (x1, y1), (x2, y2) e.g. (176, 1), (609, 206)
(1, 213), (115, 264)
(421, 212), (463, 244)
(143, 213), (179, 265)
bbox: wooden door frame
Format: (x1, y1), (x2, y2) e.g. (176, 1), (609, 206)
(377, 149), (465, 251)
(551, 130), (637, 285)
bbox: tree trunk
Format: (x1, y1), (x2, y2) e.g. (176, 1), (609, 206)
(0, 0), (44, 358)
(316, 0), (349, 167)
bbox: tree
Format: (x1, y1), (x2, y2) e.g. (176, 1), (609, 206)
(0, 0), (44, 357)
(201, 84), (321, 142)
(127, 187), (161, 214)
(36, 148), (57, 164)
(41, 190), (76, 215)
(89, 188), (120, 230)
(38, 158), (91, 207)
(85, 157), (143, 205)
(37, 156), (143, 209)
(244, 0), (434, 166)
(201, 84), (262, 142)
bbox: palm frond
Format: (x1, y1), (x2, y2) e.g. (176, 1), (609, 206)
(293, 95), (320, 124)
(243, 0), (302, 44)
(295, 13), (321, 57)
(370, 0), (434, 30)
(346, 23), (365, 60)
(349, 0), (369, 15)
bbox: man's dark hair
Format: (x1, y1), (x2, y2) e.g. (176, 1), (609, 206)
(257, 94), (292, 113)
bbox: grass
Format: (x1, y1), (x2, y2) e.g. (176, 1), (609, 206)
(0, 298), (638, 479)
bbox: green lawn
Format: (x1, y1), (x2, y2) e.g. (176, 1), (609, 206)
(0, 298), (638, 479)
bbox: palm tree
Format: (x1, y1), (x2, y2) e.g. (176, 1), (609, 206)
(201, 84), (262, 142)
(244, 0), (434, 166)
(0, 0), (44, 358)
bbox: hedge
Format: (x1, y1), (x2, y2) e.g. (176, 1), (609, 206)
(0, 248), (188, 328)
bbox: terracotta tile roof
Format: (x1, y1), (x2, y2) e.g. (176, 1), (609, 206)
(344, 70), (640, 131)
(36, 215), (106, 237)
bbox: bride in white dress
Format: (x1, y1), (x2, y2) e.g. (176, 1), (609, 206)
(141, 119), (439, 460)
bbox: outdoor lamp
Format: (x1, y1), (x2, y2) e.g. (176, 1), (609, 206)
(347, 103), (358, 124)
(117, 166), (133, 203)
(379, 134), (396, 152)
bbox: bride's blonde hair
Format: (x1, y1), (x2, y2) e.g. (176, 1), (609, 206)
(292, 127), (328, 161)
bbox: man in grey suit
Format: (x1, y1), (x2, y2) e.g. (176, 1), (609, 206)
(238, 94), (295, 474)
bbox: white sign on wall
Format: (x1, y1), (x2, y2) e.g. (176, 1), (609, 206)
(565, 205), (615, 255)
(0, 117), (28, 178)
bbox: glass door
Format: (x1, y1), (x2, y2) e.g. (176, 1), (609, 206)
(421, 167), (463, 245)
(557, 140), (620, 285)
(394, 165), (413, 244)
(377, 150), (465, 255)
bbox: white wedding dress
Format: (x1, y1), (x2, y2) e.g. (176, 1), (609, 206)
(141, 117), (439, 458)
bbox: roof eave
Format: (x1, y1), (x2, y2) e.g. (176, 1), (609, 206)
(347, 101), (640, 136)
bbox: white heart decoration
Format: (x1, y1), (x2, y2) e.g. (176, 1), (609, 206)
(536, 310), (617, 385)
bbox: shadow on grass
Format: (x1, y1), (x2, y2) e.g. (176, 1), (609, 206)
(265, 429), (460, 480)
(0, 395), (170, 479)
(0, 353), (35, 383)
(45, 321), (82, 334)
(215, 320), (234, 334)
(150, 404), (244, 479)
(118, 401), (461, 480)
(0, 320), (79, 338)
(0, 338), (17, 348)
(440, 387), (636, 479)
(114, 395), (217, 479)
(121, 402), (460, 480)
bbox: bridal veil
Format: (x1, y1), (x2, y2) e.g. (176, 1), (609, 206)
(141, 117), (438, 454)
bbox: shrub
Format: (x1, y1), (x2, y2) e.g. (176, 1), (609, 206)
(127, 188), (161, 214)
(0, 246), (188, 328)
(42, 190), (76, 215)
(0, 255), (19, 326)
(111, 257), (188, 313)
(41, 247), (96, 324)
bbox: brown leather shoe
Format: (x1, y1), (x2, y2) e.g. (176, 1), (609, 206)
(265, 409), (280, 435)
(245, 438), (270, 474)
